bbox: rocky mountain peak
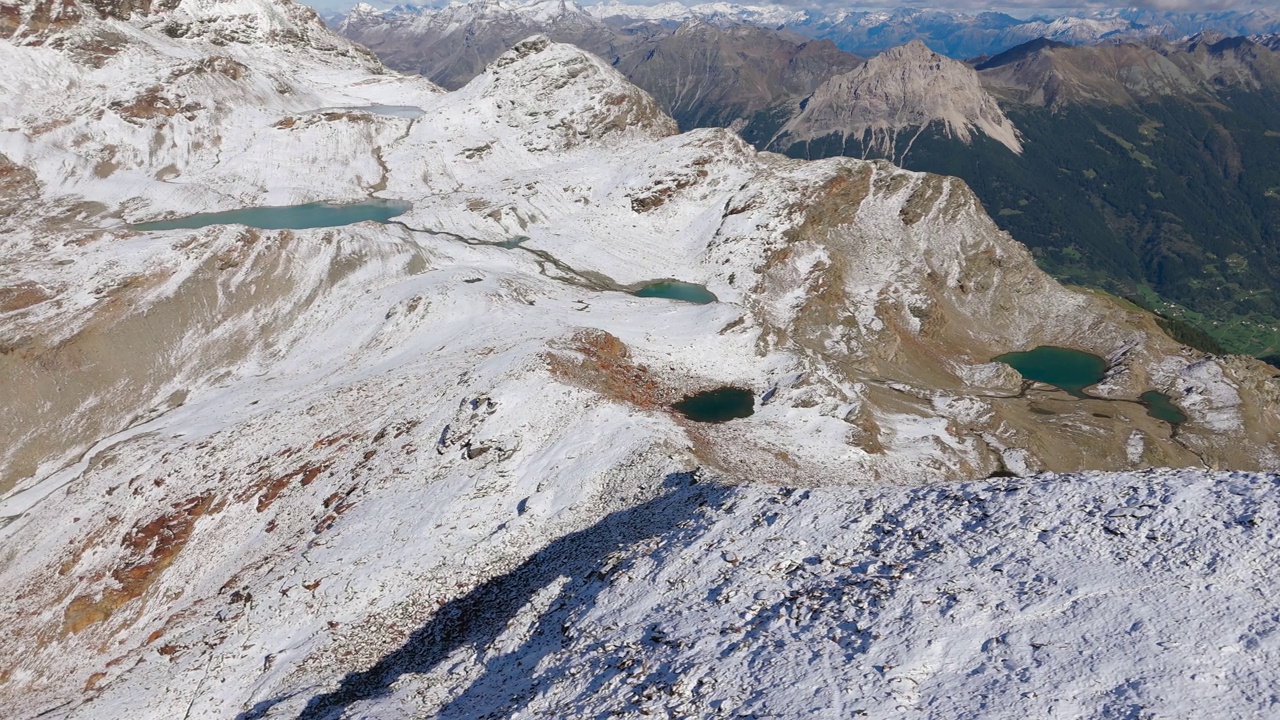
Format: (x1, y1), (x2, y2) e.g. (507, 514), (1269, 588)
(1185, 29), (1232, 49)
(519, 0), (594, 24)
(772, 39), (1022, 160)
(476, 35), (677, 150)
(492, 31), (554, 66)
(974, 37), (1068, 71)
(343, 2), (380, 21)
(339, 0), (612, 89)
(880, 38), (934, 60)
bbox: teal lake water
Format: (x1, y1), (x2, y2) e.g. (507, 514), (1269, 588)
(995, 345), (1187, 424)
(1140, 391), (1188, 425)
(673, 387), (754, 423)
(130, 200), (412, 232)
(633, 281), (717, 304)
(994, 346), (1108, 398)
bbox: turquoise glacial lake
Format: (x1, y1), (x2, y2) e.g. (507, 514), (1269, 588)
(130, 200), (412, 232)
(994, 346), (1108, 398)
(633, 281), (717, 305)
(995, 345), (1187, 424)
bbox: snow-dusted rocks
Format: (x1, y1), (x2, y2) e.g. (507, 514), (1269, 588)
(476, 34), (676, 151)
(2, 0), (1280, 717)
(295, 468), (1280, 718)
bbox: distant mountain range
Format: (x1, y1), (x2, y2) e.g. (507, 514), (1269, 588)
(593, 4), (1280, 58)
(339, 2), (1280, 59)
(338, 0), (862, 128)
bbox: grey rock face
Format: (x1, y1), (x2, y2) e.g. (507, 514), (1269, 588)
(771, 39), (1021, 161)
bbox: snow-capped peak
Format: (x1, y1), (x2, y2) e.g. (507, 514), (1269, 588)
(583, 0), (808, 27)
(466, 34), (676, 151)
(348, 0), (597, 33)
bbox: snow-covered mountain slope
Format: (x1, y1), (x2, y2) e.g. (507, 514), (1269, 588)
(771, 40), (1021, 161)
(293, 468), (1280, 719)
(1104, 7), (1280, 38)
(0, 0), (439, 211)
(3, 0), (1280, 717)
(0, 0), (441, 490)
(1255, 33), (1280, 51)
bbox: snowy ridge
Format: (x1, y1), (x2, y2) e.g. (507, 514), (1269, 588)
(425, 34), (676, 153)
(335, 0), (611, 90)
(294, 468), (1280, 718)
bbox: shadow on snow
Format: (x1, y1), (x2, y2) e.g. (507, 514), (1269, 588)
(237, 471), (731, 720)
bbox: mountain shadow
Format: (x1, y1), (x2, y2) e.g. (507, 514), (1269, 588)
(237, 471), (731, 719)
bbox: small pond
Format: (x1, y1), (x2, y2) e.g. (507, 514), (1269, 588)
(130, 199), (412, 232)
(994, 346), (1107, 398)
(673, 387), (755, 423)
(1140, 391), (1188, 425)
(632, 281), (717, 305)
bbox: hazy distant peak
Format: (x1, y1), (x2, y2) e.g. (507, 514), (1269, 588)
(975, 37), (1070, 71)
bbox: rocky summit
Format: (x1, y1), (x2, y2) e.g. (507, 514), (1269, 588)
(2, 0), (1280, 718)
(769, 39), (1022, 161)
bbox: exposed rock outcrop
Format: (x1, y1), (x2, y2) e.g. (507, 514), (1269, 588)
(771, 40), (1021, 161)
